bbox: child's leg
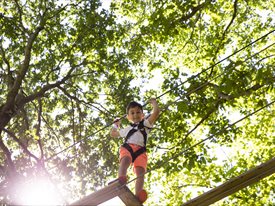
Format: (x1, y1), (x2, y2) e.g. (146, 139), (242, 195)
(134, 166), (145, 195)
(132, 150), (147, 195)
(119, 146), (132, 179)
(118, 156), (131, 177)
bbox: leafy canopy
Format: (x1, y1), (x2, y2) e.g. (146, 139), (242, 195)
(0, 0), (274, 205)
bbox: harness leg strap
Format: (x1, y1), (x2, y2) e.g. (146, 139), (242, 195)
(122, 143), (146, 163)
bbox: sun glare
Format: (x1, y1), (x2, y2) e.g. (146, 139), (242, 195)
(17, 178), (63, 205)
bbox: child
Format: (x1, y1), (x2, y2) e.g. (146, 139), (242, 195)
(110, 98), (160, 203)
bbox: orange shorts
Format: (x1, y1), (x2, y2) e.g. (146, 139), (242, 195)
(119, 144), (147, 173)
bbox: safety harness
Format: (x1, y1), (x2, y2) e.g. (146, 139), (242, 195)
(122, 120), (151, 162)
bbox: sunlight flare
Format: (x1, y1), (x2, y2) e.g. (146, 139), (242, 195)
(17, 178), (63, 205)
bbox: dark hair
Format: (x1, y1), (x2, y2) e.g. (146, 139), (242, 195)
(126, 101), (143, 113)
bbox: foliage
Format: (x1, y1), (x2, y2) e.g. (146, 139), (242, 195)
(0, 0), (274, 205)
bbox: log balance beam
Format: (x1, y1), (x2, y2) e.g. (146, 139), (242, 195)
(70, 179), (143, 206)
(182, 157), (275, 206)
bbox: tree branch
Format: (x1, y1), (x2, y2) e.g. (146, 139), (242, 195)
(209, 0), (238, 76)
(36, 98), (44, 160)
(255, 54), (275, 64)
(217, 83), (265, 100)
(2, 128), (39, 162)
(0, 41), (13, 89)
(30, 101), (61, 144)
(223, 0), (238, 38)
(19, 66), (74, 106)
(13, 0), (28, 33)
(185, 99), (222, 140)
(57, 85), (110, 115)
(180, 1), (208, 22)
(173, 99), (223, 148)
(0, 134), (16, 175)
(3, 11), (46, 111)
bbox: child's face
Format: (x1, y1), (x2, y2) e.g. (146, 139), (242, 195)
(127, 106), (144, 123)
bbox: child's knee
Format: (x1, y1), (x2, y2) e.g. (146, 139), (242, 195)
(120, 156), (131, 165)
(135, 166), (145, 175)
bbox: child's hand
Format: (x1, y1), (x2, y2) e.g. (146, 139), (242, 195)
(147, 98), (160, 125)
(111, 118), (121, 138)
(148, 98), (158, 105)
(113, 118), (121, 129)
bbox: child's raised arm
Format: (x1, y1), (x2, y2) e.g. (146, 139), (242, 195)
(147, 98), (160, 126)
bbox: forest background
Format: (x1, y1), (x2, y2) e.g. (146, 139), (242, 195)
(0, 0), (274, 205)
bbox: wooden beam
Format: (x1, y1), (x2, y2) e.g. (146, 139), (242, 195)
(70, 180), (123, 205)
(182, 157), (275, 206)
(118, 186), (143, 206)
(70, 179), (143, 206)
